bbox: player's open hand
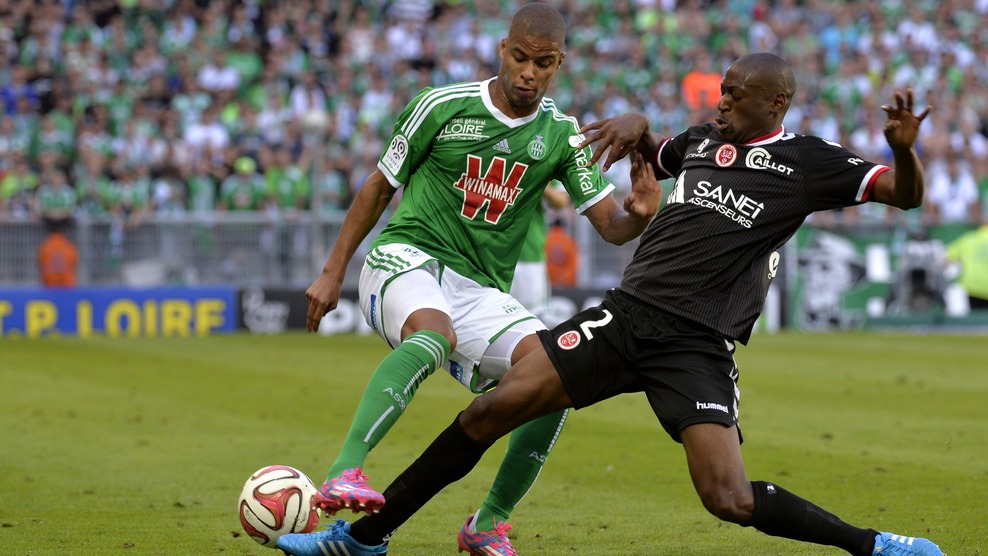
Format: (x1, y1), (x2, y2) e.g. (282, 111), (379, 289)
(305, 272), (344, 332)
(624, 151), (661, 220)
(882, 88), (931, 151)
(579, 113), (651, 172)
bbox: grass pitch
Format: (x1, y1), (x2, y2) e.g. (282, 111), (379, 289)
(0, 331), (985, 555)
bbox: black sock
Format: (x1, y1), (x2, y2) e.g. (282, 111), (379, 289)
(746, 481), (878, 555)
(349, 413), (494, 545)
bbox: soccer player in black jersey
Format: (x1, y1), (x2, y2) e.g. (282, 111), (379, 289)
(278, 53), (943, 556)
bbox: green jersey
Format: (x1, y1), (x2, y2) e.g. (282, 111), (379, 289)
(36, 183), (78, 214)
(374, 78), (612, 292)
(187, 174), (217, 214)
(219, 174), (267, 211)
(518, 181), (565, 264)
(517, 203), (548, 264)
(267, 165), (310, 209)
(106, 179), (150, 212)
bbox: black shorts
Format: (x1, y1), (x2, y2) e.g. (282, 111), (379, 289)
(537, 290), (740, 443)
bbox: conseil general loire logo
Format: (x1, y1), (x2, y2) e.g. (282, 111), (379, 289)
(436, 117), (488, 142)
(453, 154), (527, 225)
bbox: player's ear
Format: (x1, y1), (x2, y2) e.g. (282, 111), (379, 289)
(769, 92), (788, 117)
(557, 50), (566, 68)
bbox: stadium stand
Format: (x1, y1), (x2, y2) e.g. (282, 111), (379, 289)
(0, 0), (986, 288)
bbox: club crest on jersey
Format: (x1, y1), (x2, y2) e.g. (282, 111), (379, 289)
(715, 144), (738, 167)
(454, 154), (527, 224)
(557, 330), (581, 350)
(527, 134), (547, 160)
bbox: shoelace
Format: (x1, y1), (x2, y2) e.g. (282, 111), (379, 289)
(490, 521), (513, 538)
(339, 469), (370, 483)
(328, 520), (348, 535)
(304, 520), (345, 539)
(486, 521), (517, 555)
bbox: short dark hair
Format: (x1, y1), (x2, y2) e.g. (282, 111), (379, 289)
(508, 2), (567, 46)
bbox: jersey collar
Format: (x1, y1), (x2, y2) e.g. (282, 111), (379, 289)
(745, 126), (786, 146)
(481, 77), (541, 128)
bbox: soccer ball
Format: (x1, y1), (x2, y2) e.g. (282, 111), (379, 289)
(238, 465), (322, 547)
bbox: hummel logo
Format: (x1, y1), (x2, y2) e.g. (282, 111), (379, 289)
(493, 139), (511, 154)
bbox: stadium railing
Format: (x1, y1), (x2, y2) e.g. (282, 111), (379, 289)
(0, 214), (640, 291)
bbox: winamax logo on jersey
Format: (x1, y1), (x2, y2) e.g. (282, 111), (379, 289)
(453, 154), (527, 224)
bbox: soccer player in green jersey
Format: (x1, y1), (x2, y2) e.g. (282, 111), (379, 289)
(290, 3), (660, 555)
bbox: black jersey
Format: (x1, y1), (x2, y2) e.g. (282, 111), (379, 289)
(620, 123), (890, 344)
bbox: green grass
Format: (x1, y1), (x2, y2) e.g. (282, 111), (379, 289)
(1, 331), (985, 555)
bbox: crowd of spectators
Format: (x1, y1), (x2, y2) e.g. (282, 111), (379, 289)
(1, 0), (987, 231)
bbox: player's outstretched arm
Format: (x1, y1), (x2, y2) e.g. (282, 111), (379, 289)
(305, 169), (396, 332)
(624, 151), (662, 218)
(582, 151), (660, 245)
(872, 88), (932, 210)
(578, 113), (659, 172)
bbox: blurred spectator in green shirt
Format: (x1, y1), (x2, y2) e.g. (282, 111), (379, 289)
(1, 153), (39, 220)
(219, 156), (265, 211)
(947, 224), (988, 310)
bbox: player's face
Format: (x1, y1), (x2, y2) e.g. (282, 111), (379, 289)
(494, 34), (564, 117)
(715, 66), (778, 144)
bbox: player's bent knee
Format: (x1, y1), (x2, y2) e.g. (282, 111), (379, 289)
(442, 330), (457, 352)
(461, 392), (513, 443)
(695, 485), (753, 524)
(402, 309), (457, 351)
(427, 326), (457, 352)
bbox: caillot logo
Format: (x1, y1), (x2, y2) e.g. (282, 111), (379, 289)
(454, 154), (527, 224)
(745, 147), (794, 175)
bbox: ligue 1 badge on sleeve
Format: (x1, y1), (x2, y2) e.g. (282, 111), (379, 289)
(383, 135), (408, 174)
(568, 135), (582, 148)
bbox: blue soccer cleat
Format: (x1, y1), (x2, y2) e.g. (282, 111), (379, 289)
(277, 519), (388, 556)
(873, 532), (945, 555)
